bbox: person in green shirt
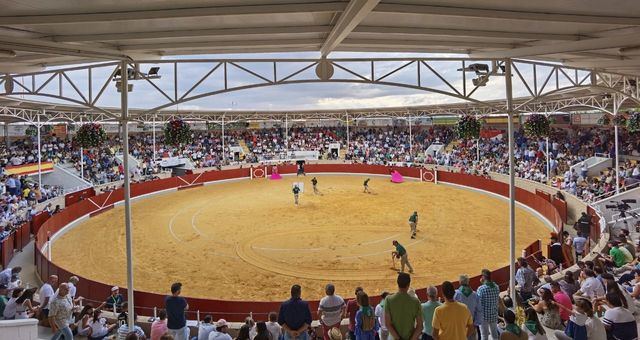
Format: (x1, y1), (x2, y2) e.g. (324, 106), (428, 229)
(409, 212), (418, 239)
(363, 178), (371, 193)
(384, 273), (423, 340)
(392, 240), (414, 273)
(607, 241), (627, 268)
(421, 286), (441, 340)
(0, 284), (8, 317)
(292, 185), (300, 206)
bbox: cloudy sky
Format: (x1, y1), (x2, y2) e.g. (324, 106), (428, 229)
(14, 51), (575, 112)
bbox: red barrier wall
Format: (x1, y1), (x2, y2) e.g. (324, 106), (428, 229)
(1, 233), (15, 268)
(35, 166), (556, 321)
(65, 187), (96, 206)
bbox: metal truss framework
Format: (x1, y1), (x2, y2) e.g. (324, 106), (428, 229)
(0, 58), (639, 125)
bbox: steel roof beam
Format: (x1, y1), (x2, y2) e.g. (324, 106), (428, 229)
(374, 4), (640, 25)
(51, 26), (332, 43)
(471, 33), (640, 58)
(320, 0), (381, 57)
(0, 2), (346, 25)
(353, 26), (584, 41)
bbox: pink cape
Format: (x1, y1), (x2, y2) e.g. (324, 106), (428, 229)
(390, 170), (404, 183)
(270, 173), (282, 180)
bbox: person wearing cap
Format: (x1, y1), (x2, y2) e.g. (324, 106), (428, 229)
(166, 282), (189, 340)
(476, 269), (500, 340)
(0, 284), (8, 317)
(278, 284), (312, 340)
(208, 319), (233, 340)
(98, 285), (124, 312)
(392, 241), (413, 274)
(453, 275), (481, 340)
(409, 212), (418, 239)
(318, 283), (345, 340)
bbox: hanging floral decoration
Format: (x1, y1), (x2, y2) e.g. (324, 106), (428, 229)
(613, 115), (627, 127)
(627, 111), (640, 133)
(25, 126), (38, 137)
(597, 114), (611, 126)
(456, 115), (482, 139)
(523, 113), (551, 138)
(73, 123), (107, 148)
(164, 119), (192, 146)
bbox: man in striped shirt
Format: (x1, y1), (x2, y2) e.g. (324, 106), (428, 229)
(318, 284), (346, 340)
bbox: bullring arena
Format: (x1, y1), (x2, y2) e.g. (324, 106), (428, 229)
(3, 2), (640, 339)
(50, 171), (551, 301)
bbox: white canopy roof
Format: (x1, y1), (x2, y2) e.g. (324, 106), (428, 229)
(1, 0), (640, 74)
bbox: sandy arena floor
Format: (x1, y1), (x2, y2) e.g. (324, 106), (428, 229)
(52, 175), (552, 301)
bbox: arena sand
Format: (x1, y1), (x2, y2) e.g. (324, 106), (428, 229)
(52, 175), (552, 302)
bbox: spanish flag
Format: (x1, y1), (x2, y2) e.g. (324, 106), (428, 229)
(4, 162), (54, 176)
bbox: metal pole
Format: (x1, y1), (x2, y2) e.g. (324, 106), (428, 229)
(285, 114), (289, 158)
(546, 136), (550, 185)
(152, 115), (157, 162)
(3, 123), (9, 148)
(614, 93), (620, 195)
(614, 123), (620, 195)
(475, 113), (480, 163)
(408, 115), (413, 155)
(120, 61), (135, 331)
(37, 110), (42, 188)
(79, 117), (83, 180)
(222, 115), (226, 163)
(505, 59), (517, 303)
(346, 113), (350, 156)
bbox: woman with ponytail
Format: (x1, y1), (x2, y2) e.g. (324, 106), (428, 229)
(355, 292), (379, 340)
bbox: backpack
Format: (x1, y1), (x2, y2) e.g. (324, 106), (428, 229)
(359, 312), (376, 332)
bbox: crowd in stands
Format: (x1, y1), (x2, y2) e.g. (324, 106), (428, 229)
(1, 124), (639, 199)
(4, 244), (639, 340)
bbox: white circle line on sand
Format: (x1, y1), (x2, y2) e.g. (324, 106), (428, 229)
(168, 207), (188, 242)
(251, 233), (402, 251)
(190, 212), (206, 237)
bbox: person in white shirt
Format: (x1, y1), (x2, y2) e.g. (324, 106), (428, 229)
(209, 319), (233, 340)
(266, 312), (283, 340)
(572, 234), (587, 260)
(318, 284), (346, 340)
(574, 269), (604, 300)
(198, 315), (216, 340)
(374, 292), (390, 340)
(39, 275), (58, 319)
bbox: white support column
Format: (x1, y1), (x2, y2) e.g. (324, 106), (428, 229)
(152, 115), (157, 163)
(614, 123), (620, 195)
(37, 110), (42, 188)
(475, 113), (480, 163)
(505, 59), (517, 303)
(546, 136), (550, 185)
(120, 61), (136, 331)
(614, 94), (620, 195)
(285, 114), (289, 158)
(79, 117), (83, 180)
(408, 115), (413, 155)
(346, 113), (350, 154)
(222, 115), (226, 164)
